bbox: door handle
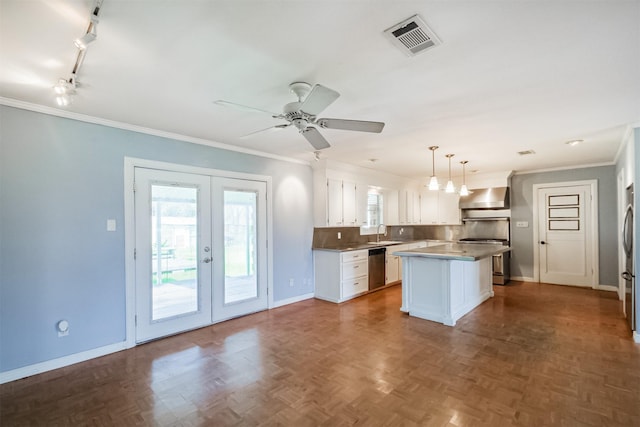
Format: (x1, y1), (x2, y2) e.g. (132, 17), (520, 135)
(540, 241), (546, 245)
(202, 257), (212, 263)
(622, 271), (634, 280)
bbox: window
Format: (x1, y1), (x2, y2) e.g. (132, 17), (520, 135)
(367, 189), (384, 226)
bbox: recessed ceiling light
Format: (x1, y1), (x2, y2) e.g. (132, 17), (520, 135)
(517, 150), (536, 156)
(565, 139), (583, 146)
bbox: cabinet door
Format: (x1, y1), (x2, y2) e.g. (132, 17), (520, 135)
(355, 183), (368, 226)
(412, 192), (421, 224)
(406, 190), (416, 224)
(327, 179), (343, 226)
(385, 251), (399, 284)
(342, 180), (357, 226)
(420, 190), (438, 224)
(438, 192), (460, 224)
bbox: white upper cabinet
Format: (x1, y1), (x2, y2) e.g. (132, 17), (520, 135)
(438, 192), (461, 224)
(419, 190), (460, 225)
(325, 179), (367, 226)
(420, 191), (439, 224)
(342, 180), (357, 226)
(399, 189), (421, 224)
(327, 178), (344, 226)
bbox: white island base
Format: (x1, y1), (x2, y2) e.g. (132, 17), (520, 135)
(400, 256), (494, 326)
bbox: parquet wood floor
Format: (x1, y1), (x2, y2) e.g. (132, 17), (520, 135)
(2, 281), (639, 426)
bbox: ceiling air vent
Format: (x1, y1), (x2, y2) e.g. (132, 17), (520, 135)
(384, 14), (441, 57)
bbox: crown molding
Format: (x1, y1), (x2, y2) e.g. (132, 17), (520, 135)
(0, 97), (310, 166)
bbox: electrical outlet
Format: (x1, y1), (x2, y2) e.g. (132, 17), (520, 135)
(337, 232), (341, 239)
(57, 320), (69, 337)
(289, 278), (294, 287)
(516, 221), (529, 228)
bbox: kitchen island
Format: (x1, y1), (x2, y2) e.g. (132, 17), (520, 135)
(393, 243), (511, 326)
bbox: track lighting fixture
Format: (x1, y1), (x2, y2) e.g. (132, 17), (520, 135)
(53, 1), (103, 106)
(428, 146), (439, 190)
(53, 76), (76, 106)
(459, 161), (470, 196)
(445, 154), (455, 193)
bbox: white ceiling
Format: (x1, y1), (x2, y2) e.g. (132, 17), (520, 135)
(1, 0), (639, 179)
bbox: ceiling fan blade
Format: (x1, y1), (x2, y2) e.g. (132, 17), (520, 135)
(317, 118), (385, 133)
(213, 100), (280, 117)
(301, 127), (331, 150)
(300, 84), (340, 115)
(240, 123), (290, 139)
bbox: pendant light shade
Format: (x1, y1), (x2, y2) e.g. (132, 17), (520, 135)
(428, 146), (439, 190)
(445, 154), (455, 193)
(459, 160), (469, 196)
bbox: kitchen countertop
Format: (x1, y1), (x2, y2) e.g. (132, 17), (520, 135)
(312, 240), (454, 252)
(392, 243), (511, 261)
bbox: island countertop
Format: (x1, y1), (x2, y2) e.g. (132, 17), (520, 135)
(392, 243), (510, 261)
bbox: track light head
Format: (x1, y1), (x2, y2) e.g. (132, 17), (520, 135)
(74, 31), (96, 50)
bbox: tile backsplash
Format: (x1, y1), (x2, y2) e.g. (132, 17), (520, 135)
(312, 225), (465, 248)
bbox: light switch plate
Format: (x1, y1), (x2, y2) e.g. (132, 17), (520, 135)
(516, 221), (529, 228)
(107, 219), (116, 231)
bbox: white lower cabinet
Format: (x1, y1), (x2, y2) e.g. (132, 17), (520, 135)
(385, 249), (400, 284)
(314, 249), (368, 303)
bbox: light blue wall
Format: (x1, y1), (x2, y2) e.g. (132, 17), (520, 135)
(0, 106), (314, 372)
(510, 165), (617, 284)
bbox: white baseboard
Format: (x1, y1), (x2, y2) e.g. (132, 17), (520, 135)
(509, 276), (535, 282)
(272, 292), (314, 308)
(634, 331), (640, 344)
(595, 284), (618, 292)
(1, 295), (314, 385)
(0, 341), (127, 385)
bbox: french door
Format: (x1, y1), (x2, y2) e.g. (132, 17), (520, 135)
(134, 168), (268, 343)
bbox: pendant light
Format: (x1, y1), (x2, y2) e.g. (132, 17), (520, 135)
(445, 154), (455, 193)
(459, 160), (470, 196)
(428, 146), (439, 190)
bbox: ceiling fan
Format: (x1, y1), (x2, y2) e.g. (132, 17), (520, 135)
(214, 82), (385, 150)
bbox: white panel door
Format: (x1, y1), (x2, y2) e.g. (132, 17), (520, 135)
(538, 184), (594, 286)
(134, 168), (212, 342)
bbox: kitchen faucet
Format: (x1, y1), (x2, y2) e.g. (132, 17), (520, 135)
(377, 223), (385, 242)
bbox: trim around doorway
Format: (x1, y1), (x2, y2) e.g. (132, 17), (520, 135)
(123, 157), (274, 348)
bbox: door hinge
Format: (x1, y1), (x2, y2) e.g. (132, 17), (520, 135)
(134, 248), (137, 260)
(134, 315), (137, 326)
(133, 182), (137, 192)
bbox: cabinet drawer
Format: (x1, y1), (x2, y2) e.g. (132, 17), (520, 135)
(342, 276), (368, 298)
(341, 250), (367, 263)
(342, 260), (368, 280)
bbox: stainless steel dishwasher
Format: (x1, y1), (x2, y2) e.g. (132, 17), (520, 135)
(368, 247), (386, 291)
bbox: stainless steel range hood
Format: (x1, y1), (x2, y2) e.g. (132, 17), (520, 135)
(459, 187), (510, 210)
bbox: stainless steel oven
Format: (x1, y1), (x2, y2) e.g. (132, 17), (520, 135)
(458, 238), (510, 285)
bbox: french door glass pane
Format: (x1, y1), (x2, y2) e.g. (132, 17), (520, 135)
(224, 190), (258, 304)
(151, 185), (198, 320)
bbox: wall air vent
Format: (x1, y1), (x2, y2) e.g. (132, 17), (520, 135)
(384, 14), (441, 57)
